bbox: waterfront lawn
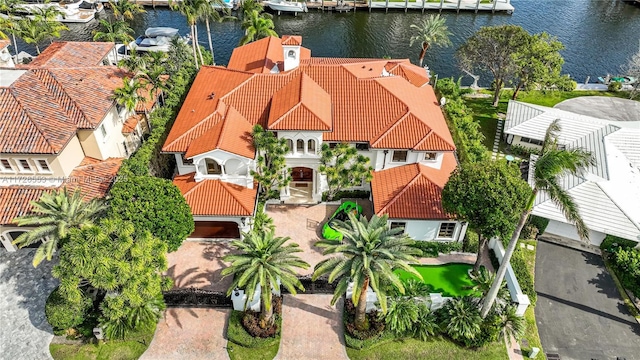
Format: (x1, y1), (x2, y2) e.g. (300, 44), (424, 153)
(464, 96), (508, 152)
(518, 239), (545, 359)
(346, 337), (507, 360)
(49, 326), (155, 360)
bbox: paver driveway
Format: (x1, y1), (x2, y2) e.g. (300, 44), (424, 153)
(0, 249), (58, 360)
(535, 240), (640, 360)
(140, 308), (231, 360)
(165, 241), (234, 292)
(276, 294), (348, 360)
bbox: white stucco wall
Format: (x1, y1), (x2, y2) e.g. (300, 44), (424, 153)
(192, 149), (254, 187)
(544, 219), (607, 246)
(391, 220), (465, 242)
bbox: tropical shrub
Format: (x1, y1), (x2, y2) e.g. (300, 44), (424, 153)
(435, 77), (461, 98)
(609, 246), (640, 297)
(383, 297), (419, 336)
(343, 299), (386, 341)
(440, 297), (482, 347)
(553, 74), (577, 91)
(528, 215), (549, 235)
(600, 234), (638, 252)
(412, 240), (463, 257)
(321, 190), (370, 202)
(509, 144), (541, 158)
(439, 95), (488, 164)
(108, 175), (194, 252)
(45, 287), (92, 333)
(463, 229), (479, 253)
(608, 81), (623, 92)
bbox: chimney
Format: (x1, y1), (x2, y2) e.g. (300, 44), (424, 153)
(281, 35), (302, 72)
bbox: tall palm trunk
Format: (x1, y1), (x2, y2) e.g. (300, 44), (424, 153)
(259, 283), (274, 329)
(12, 33), (18, 58)
(190, 25), (199, 68)
(205, 17), (214, 65)
(473, 234), (486, 273)
(481, 191), (536, 318)
(354, 277), (370, 330)
(418, 41), (429, 67)
(35, 44), (41, 54)
(195, 25), (205, 66)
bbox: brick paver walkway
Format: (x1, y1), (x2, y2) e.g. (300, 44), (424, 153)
(141, 308), (231, 360)
(165, 241), (235, 292)
(276, 294), (348, 360)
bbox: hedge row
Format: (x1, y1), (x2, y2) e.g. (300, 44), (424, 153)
(511, 248), (537, 305)
(435, 78), (489, 164)
(119, 65), (198, 179)
(601, 235), (640, 298)
(413, 240), (463, 258)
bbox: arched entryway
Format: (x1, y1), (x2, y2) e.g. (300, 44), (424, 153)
(289, 167), (314, 203)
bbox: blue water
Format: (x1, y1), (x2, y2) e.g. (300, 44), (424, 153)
(11, 0), (640, 84)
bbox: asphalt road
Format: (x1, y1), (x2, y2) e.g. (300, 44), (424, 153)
(535, 240), (640, 360)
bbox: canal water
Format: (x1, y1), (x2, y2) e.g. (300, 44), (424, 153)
(12, 0), (640, 84)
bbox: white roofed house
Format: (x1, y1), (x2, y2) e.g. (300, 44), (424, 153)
(503, 100), (640, 246)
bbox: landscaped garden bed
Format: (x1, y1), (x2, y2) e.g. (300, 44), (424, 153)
(226, 297), (283, 360)
(49, 326), (156, 360)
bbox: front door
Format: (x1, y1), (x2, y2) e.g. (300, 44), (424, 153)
(289, 167), (314, 203)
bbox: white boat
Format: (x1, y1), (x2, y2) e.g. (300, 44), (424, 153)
(128, 27), (189, 53)
(264, 0), (307, 14)
(212, 0), (233, 9)
(17, 0), (103, 23)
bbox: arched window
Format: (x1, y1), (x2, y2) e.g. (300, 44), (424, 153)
(286, 139), (294, 154)
(296, 139), (305, 153)
(307, 139), (316, 154)
(225, 159), (247, 176)
(287, 50), (296, 59)
(205, 158), (222, 175)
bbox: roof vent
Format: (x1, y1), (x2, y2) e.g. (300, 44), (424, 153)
(207, 92), (215, 100)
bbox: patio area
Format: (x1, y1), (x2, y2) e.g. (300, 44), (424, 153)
(165, 241), (235, 292)
(266, 200), (373, 275)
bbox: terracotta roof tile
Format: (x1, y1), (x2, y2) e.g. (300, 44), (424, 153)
(371, 153), (457, 220)
(227, 37), (283, 74)
(173, 173), (257, 216)
(122, 114), (143, 134)
(268, 73), (332, 131)
(0, 157), (122, 224)
(185, 106), (255, 159)
(26, 42), (114, 68)
(0, 40), (10, 51)
(281, 35), (302, 46)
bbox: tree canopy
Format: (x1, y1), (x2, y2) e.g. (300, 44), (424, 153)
(512, 32), (565, 99)
(108, 175), (194, 252)
(250, 125), (291, 201)
(442, 160), (531, 271)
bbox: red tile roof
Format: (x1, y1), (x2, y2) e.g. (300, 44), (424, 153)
(281, 35), (302, 46)
(0, 157), (122, 224)
(0, 40), (10, 52)
(122, 114), (142, 134)
(268, 73), (332, 131)
(227, 37), (284, 74)
(26, 42), (114, 68)
(173, 173), (257, 216)
(0, 66), (127, 154)
(371, 153), (458, 220)
(184, 106), (255, 159)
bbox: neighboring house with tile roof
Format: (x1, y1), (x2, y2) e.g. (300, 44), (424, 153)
(163, 36), (466, 241)
(504, 100), (640, 246)
(0, 42), (154, 252)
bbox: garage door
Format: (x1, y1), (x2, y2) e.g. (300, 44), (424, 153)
(190, 221), (240, 239)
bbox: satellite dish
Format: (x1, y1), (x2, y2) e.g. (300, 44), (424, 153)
(440, 97), (447, 107)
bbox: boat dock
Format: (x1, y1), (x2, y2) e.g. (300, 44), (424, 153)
(128, 0), (514, 13)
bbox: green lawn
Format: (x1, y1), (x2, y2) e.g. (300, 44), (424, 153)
(50, 326), (155, 360)
(346, 337), (508, 360)
(394, 263), (477, 297)
(518, 240), (545, 359)
(227, 342), (279, 360)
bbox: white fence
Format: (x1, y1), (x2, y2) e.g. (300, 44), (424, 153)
(489, 238), (530, 316)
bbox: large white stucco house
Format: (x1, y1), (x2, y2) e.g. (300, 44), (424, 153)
(162, 36), (467, 242)
(0, 41), (157, 252)
(504, 100), (640, 246)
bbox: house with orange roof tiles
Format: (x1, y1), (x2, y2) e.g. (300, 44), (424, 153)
(162, 36), (468, 242)
(0, 42), (158, 252)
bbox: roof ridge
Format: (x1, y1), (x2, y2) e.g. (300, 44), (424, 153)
(7, 87), (56, 153)
(220, 181), (253, 214)
(38, 69), (90, 128)
(379, 164), (424, 214)
(166, 110), (222, 152)
(181, 173), (202, 197)
(595, 182), (640, 232)
(370, 111), (411, 147)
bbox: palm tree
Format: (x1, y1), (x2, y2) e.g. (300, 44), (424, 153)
(0, 0), (25, 58)
(409, 14), (452, 68)
(140, 64), (169, 104)
(112, 77), (145, 114)
(170, 0), (206, 68)
(199, 0), (235, 65)
(480, 119), (594, 317)
(167, 36), (194, 73)
(442, 297), (483, 344)
(12, 188), (106, 267)
(222, 231), (310, 328)
(109, 0), (145, 21)
(239, 9), (277, 46)
(312, 213), (422, 331)
(16, 17), (66, 54)
(498, 305), (526, 341)
(92, 19), (134, 63)
(118, 48), (148, 75)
